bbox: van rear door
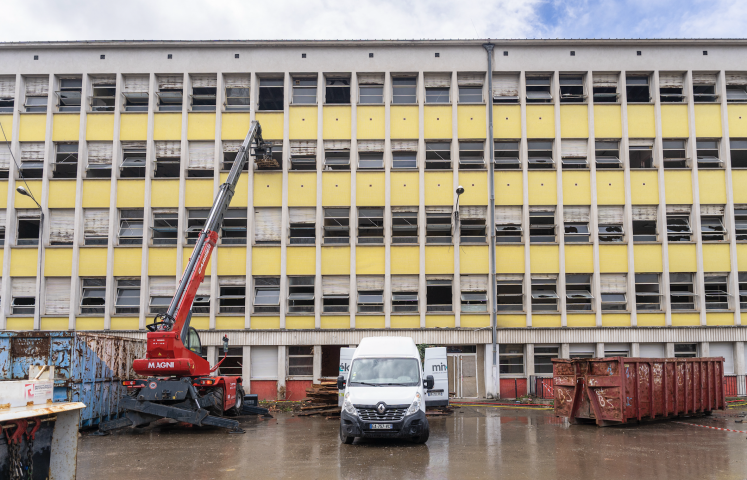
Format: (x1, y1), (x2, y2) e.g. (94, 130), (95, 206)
(424, 347), (449, 407)
(338, 347), (356, 406)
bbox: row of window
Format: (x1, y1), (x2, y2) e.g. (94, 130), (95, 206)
(8, 271), (747, 317)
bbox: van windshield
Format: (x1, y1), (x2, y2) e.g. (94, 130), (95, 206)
(348, 358), (421, 386)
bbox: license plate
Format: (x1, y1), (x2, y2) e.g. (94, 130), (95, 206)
(427, 390), (444, 396)
(369, 423), (393, 430)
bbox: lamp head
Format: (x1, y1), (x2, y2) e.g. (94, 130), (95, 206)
(456, 186), (464, 196)
(16, 186), (30, 197)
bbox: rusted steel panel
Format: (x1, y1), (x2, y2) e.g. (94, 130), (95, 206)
(553, 357), (726, 426)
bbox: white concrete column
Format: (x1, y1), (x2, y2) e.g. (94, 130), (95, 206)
(207, 345), (217, 375)
(618, 70), (638, 327)
(631, 342), (640, 357)
(242, 345), (251, 390)
(652, 70), (672, 327)
(553, 71), (567, 327)
(700, 342), (710, 357)
(734, 341), (746, 376)
(519, 72), (531, 327)
(525, 344), (535, 377)
(595, 342), (605, 358)
(560, 343), (570, 359)
(244, 72), (257, 329)
(349, 72), (358, 329)
(315, 71), (324, 329)
(666, 342), (675, 358)
(279, 72), (291, 329)
(312, 344), (322, 383)
(587, 70), (603, 327)
(451, 70), (461, 327)
(277, 345), (286, 397)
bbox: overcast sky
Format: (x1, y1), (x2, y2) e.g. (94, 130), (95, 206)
(1, 0), (745, 42)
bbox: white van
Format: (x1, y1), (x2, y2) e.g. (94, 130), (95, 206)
(337, 337), (434, 444)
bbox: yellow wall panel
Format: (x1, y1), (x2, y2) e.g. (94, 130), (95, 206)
(48, 181), (76, 208)
(599, 245), (628, 273)
(253, 173), (282, 206)
(322, 172), (351, 206)
(458, 171), (488, 205)
(187, 113), (216, 140)
(113, 248), (142, 276)
(153, 113), (182, 140)
(217, 247), (246, 276)
(185, 180), (214, 207)
(734, 171), (747, 204)
(0, 115), (13, 139)
(660, 104), (689, 138)
(151, 180), (180, 207)
(15, 180), (42, 209)
(526, 105), (555, 138)
(565, 245), (593, 273)
(117, 180), (145, 208)
(668, 244), (697, 272)
(357, 106), (385, 139)
(286, 247), (316, 275)
(457, 105), (486, 139)
(323, 106), (351, 139)
(562, 171), (591, 205)
(119, 114), (148, 140)
(496, 315), (526, 327)
(391, 246), (419, 274)
(148, 248), (177, 276)
(595, 171), (625, 205)
(6, 318), (34, 330)
(78, 248), (107, 276)
(633, 244), (663, 272)
(390, 106), (419, 139)
(425, 315), (456, 328)
(356, 172), (385, 206)
(629, 170), (659, 204)
(702, 243), (730, 272)
(288, 172), (317, 206)
(694, 104), (723, 138)
(252, 246), (281, 275)
(221, 174), (247, 207)
(559, 105), (588, 138)
(357, 246), (385, 274)
(461, 315), (490, 328)
(424, 171), (453, 205)
(108, 317), (139, 330)
(567, 314), (596, 327)
(594, 105), (622, 138)
(727, 104), (747, 137)
(424, 105), (452, 139)
(221, 113), (251, 140)
(44, 248), (73, 276)
(527, 171), (557, 205)
(0, 181), (6, 209)
(19, 114), (46, 141)
(321, 316), (350, 329)
(390, 172), (419, 206)
(496, 245), (525, 273)
(181, 250), (212, 272)
(286, 316), (315, 329)
(627, 104), (655, 138)
(425, 245), (454, 274)
(663, 170), (693, 204)
(356, 316), (385, 329)
(530, 245), (559, 273)
(251, 317), (280, 329)
(738, 244), (747, 271)
(190, 317), (210, 330)
(671, 313), (700, 326)
(601, 314), (631, 327)
(321, 246), (350, 275)
(390, 315), (420, 328)
(289, 106), (317, 139)
(460, 245), (489, 274)
(494, 105), (521, 138)
(52, 114), (80, 141)
(698, 169), (727, 204)
(85, 114), (114, 141)
(253, 113), (284, 139)
(637, 313), (666, 327)
(10, 249), (37, 276)
(41, 318), (69, 331)
(495, 171), (523, 205)
(77, 317), (106, 330)
(215, 317), (244, 330)
(706, 313), (734, 326)
(533, 315), (561, 328)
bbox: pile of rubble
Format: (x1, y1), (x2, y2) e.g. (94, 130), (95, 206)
(298, 381), (341, 418)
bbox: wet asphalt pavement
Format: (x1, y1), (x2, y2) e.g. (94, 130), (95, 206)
(77, 406), (747, 480)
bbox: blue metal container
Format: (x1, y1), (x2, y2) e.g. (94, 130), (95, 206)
(0, 331), (145, 428)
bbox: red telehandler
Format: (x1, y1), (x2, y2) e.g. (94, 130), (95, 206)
(100, 121), (271, 434)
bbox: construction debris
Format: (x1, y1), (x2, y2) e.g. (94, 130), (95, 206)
(298, 381), (341, 417)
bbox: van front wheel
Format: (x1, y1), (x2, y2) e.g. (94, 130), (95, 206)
(412, 427), (429, 444)
(340, 426), (354, 444)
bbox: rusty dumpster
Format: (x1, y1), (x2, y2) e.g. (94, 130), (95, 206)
(552, 357), (726, 426)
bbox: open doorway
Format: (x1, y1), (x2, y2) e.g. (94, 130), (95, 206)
(321, 345), (347, 378)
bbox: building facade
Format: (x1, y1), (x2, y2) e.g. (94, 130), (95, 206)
(0, 39), (746, 399)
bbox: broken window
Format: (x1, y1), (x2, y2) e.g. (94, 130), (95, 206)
(56, 77), (82, 112)
(288, 346), (314, 376)
(731, 139), (747, 168)
(531, 276), (558, 312)
(459, 141), (484, 169)
(83, 208), (109, 246)
(592, 73), (618, 103)
(674, 344), (698, 358)
(0, 211), (5, 245)
(49, 209), (74, 246)
(24, 76), (48, 113)
(324, 140), (350, 171)
(323, 207), (349, 244)
(739, 273), (747, 310)
(662, 140), (688, 169)
(726, 73), (747, 103)
(0, 143), (9, 178)
(118, 209), (143, 245)
(735, 207), (747, 241)
(154, 141), (180, 178)
(659, 73), (685, 103)
(626, 75), (650, 103)
(666, 205), (692, 242)
(222, 140), (248, 171)
(391, 275), (418, 313)
(529, 207), (556, 243)
(425, 73), (450, 104)
(219, 277), (246, 314)
(122, 75), (149, 112)
(358, 73), (384, 104)
(598, 206), (624, 242)
(425, 207), (452, 244)
(0, 76), (15, 113)
(252, 277), (279, 314)
(561, 139), (588, 169)
(149, 277), (175, 315)
(595, 140), (621, 169)
(185, 209), (209, 245)
(526, 75), (552, 103)
(566, 274), (593, 311)
(391, 207), (418, 244)
(601, 273), (627, 311)
(288, 277), (315, 314)
(289, 207), (316, 245)
(120, 142), (147, 178)
(190, 75), (217, 111)
(220, 209), (247, 245)
(629, 139), (654, 168)
(497, 274), (523, 311)
(10, 278), (35, 315)
(53, 143), (78, 178)
(358, 140), (384, 169)
(564, 206), (590, 243)
(221, 73), (250, 112)
(499, 345), (524, 375)
(392, 76), (417, 104)
(357, 276), (384, 313)
(635, 273), (662, 311)
(692, 73), (718, 103)
(86, 141), (112, 178)
(290, 140), (316, 170)
(426, 141), (451, 170)
(632, 205), (657, 242)
(292, 76), (317, 104)
(494, 140), (520, 169)
(460, 206), (487, 243)
(358, 207), (384, 244)
(254, 207), (281, 245)
(115, 279), (141, 315)
(534, 346), (559, 374)
(461, 275), (488, 313)
(88, 76), (116, 112)
(704, 274), (729, 310)
(80, 278), (106, 315)
(326, 76), (350, 104)
(156, 75), (183, 111)
(152, 210), (178, 245)
(16, 210), (40, 246)
(19, 142), (44, 178)
(495, 206), (522, 243)
(392, 140), (417, 169)
(527, 140), (554, 169)
(458, 73), (483, 103)
(696, 140), (721, 168)
(426, 277), (452, 312)
(258, 77), (284, 111)
(323, 275), (350, 313)
(701, 205), (726, 241)
(559, 75), (584, 103)
(191, 277), (211, 314)
(670, 273), (696, 310)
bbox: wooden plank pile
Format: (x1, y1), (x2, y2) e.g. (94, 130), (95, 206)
(426, 405), (456, 416)
(298, 381), (341, 417)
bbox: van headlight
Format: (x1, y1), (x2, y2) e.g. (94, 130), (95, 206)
(406, 392), (422, 416)
(342, 393), (357, 416)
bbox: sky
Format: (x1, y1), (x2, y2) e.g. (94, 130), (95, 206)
(0, 0), (745, 42)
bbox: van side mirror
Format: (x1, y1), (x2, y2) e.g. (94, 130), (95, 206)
(424, 375), (434, 390)
(337, 375), (346, 390)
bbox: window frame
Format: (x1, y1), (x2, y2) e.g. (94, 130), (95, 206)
(115, 279), (141, 315)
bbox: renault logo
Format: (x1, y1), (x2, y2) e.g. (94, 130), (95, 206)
(376, 403), (386, 414)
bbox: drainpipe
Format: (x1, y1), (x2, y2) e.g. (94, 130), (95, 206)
(483, 42), (497, 399)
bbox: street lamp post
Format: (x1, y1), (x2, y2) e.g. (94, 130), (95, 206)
(17, 186), (43, 330)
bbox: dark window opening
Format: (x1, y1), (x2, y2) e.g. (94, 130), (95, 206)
(53, 143), (78, 178)
(426, 280), (452, 312)
(326, 78), (350, 104)
(258, 78), (284, 111)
